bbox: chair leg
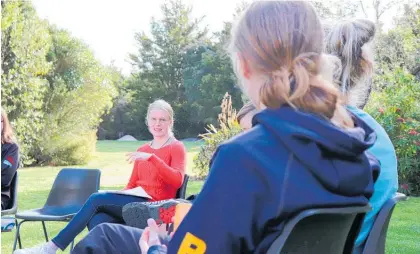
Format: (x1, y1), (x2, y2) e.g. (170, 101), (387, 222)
(41, 221), (49, 242)
(13, 219), (26, 251)
(16, 218), (22, 249)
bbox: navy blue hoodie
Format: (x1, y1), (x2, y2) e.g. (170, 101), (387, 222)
(166, 106), (380, 254)
(1, 142), (19, 209)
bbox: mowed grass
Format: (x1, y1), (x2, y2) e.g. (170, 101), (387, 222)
(1, 140), (419, 253)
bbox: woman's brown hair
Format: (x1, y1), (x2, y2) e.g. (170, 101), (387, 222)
(237, 101), (256, 123)
(1, 108), (15, 144)
(229, 1), (353, 128)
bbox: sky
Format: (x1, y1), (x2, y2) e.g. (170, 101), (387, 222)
(32, 0), (242, 75)
(32, 0), (403, 76)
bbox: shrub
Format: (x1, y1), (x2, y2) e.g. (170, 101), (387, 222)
(193, 93), (242, 179)
(36, 131), (97, 166)
(365, 68), (420, 195)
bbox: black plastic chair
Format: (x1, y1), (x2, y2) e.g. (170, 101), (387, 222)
(1, 171), (18, 216)
(362, 193), (407, 254)
(267, 205), (371, 254)
(175, 174), (189, 199)
(13, 168), (101, 251)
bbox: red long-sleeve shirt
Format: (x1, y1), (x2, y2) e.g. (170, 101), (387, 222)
(125, 140), (187, 201)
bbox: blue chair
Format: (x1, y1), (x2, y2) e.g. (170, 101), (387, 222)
(13, 168), (101, 251)
(267, 205), (371, 254)
(361, 193), (408, 254)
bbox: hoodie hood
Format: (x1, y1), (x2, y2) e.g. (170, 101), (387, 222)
(253, 106), (378, 196)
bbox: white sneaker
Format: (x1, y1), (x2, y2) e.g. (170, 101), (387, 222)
(13, 243), (57, 254)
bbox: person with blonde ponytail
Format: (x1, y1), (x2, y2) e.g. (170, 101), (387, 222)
(69, 2), (381, 253)
(325, 19), (398, 253)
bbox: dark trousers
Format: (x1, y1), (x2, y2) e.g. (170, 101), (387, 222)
(1, 195), (10, 210)
(71, 223), (171, 254)
(52, 192), (147, 250)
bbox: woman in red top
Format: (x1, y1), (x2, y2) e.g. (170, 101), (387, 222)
(125, 100), (187, 201)
(15, 100), (187, 254)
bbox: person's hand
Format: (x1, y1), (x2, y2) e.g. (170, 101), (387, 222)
(126, 152), (152, 163)
(139, 219), (167, 254)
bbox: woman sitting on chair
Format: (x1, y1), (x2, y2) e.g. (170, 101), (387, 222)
(1, 107), (19, 210)
(325, 19), (398, 253)
(15, 99), (187, 254)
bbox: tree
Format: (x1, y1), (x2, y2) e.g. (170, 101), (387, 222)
(375, 4), (420, 80)
(2, 1), (120, 165)
(98, 66), (131, 140)
(312, 1), (360, 21)
(127, 0), (209, 138)
(359, 0), (402, 28)
(182, 27), (242, 129)
(1, 0), (52, 164)
(35, 27), (118, 165)
(395, 4), (420, 78)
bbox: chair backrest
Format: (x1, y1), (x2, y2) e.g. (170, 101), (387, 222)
(176, 174), (189, 199)
(1, 172), (18, 216)
(44, 168), (101, 211)
(362, 193), (407, 254)
(267, 205), (371, 254)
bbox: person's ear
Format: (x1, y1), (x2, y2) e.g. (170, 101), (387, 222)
(238, 53), (252, 79)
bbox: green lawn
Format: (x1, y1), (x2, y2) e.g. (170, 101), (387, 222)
(1, 140), (419, 253)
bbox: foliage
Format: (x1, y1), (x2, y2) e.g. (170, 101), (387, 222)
(182, 43), (242, 130)
(1, 1), (119, 165)
(97, 78), (132, 140)
(312, 0), (360, 21)
(193, 93), (242, 179)
(1, 0), (52, 164)
(375, 4), (420, 79)
(365, 69), (420, 195)
(45, 131), (97, 166)
(34, 28), (118, 165)
(126, 0), (209, 139)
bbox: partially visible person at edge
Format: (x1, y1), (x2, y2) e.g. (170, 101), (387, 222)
(14, 99), (187, 254)
(236, 101), (258, 130)
(70, 2), (380, 254)
(325, 19), (398, 253)
(1, 107), (19, 210)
